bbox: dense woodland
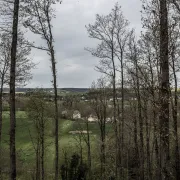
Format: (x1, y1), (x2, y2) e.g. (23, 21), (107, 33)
(1, 0), (180, 179)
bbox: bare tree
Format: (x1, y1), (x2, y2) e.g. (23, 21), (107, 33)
(86, 5), (131, 178)
(0, 34), (10, 156)
(23, 0), (60, 178)
(127, 32), (145, 179)
(0, 30), (34, 178)
(89, 78), (110, 179)
(77, 105), (93, 178)
(112, 4), (130, 176)
(27, 92), (49, 180)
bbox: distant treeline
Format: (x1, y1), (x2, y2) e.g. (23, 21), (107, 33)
(1, 88), (90, 93)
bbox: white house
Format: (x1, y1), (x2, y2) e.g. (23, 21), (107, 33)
(88, 115), (98, 122)
(73, 110), (81, 119)
(61, 110), (68, 118)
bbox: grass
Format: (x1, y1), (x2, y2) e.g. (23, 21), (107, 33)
(1, 110), (113, 179)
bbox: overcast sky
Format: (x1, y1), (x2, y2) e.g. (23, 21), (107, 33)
(26, 0), (142, 88)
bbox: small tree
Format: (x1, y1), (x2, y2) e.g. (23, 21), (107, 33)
(88, 78), (110, 179)
(61, 153), (88, 180)
(27, 91), (50, 180)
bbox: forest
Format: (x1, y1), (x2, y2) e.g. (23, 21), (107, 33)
(0, 0), (180, 179)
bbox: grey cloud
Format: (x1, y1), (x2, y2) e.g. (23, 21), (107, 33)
(26, 0), (142, 88)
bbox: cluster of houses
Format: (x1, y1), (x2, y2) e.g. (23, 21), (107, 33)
(61, 110), (99, 122)
(61, 109), (113, 123)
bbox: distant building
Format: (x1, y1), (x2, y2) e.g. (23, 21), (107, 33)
(109, 98), (113, 102)
(69, 130), (92, 135)
(88, 115), (98, 122)
(108, 104), (113, 108)
(73, 110), (81, 119)
(106, 117), (112, 122)
(117, 97), (122, 100)
(61, 110), (68, 118)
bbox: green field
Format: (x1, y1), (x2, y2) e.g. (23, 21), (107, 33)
(1, 111), (113, 179)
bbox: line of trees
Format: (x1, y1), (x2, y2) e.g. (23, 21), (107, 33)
(84, 1), (180, 179)
(0, 0), (60, 179)
(1, 0), (180, 179)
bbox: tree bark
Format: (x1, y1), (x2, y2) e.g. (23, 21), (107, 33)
(46, 9), (59, 180)
(9, 0), (20, 179)
(36, 139), (40, 180)
(111, 35), (119, 179)
(0, 75), (4, 178)
(50, 50), (59, 180)
(86, 118), (92, 178)
(100, 117), (106, 180)
(135, 53), (144, 180)
(159, 0), (170, 179)
(41, 132), (44, 180)
(171, 46), (180, 180)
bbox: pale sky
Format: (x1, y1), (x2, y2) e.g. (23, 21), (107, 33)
(26, 0), (142, 88)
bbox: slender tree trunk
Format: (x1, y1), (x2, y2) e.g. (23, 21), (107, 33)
(143, 98), (151, 179)
(171, 46), (180, 180)
(86, 118), (92, 178)
(159, 0), (170, 179)
(46, 9), (59, 179)
(0, 78), (4, 178)
(0, 78), (4, 142)
(152, 94), (160, 178)
(10, 0), (20, 179)
(100, 119), (106, 180)
(148, 54), (160, 178)
(131, 97), (139, 179)
(135, 57), (144, 180)
(134, 108), (139, 179)
(41, 119), (45, 180)
(51, 51), (59, 180)
(79, 136), (83, 164)
(120, 51), (125, 178)
(110, 35), (118, 178)
(36, 140), (40, 180)
(45, 10), (59, 180)
(156, 52), (161, 180)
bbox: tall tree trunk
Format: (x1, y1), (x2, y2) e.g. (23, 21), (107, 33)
(120, 51), (125, 178)
(10, 0), (20, 179)
(51, 50), (59, 180)
(46, 10), (59, 179)
(144, 98), (151, 179)
(159, 0), (170, 179)
(131, 96), (139, 179)
(0, 76), (4, 178)
(41, 118), (45, 180)
(148, 54), (160, 178)
(152, 93), (160, 178)
(135, 58), (144, 180)
(171, 46), (180, 180)
(100, 118), (106, 180)
(111, 35), (118, 179)
(86, 118), (92, 178)
(36, 139), (40, 180)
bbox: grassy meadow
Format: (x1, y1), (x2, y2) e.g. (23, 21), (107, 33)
(1, 111), (113, 179)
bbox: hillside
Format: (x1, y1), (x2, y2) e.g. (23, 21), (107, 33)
(2, 88), (89, 94)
